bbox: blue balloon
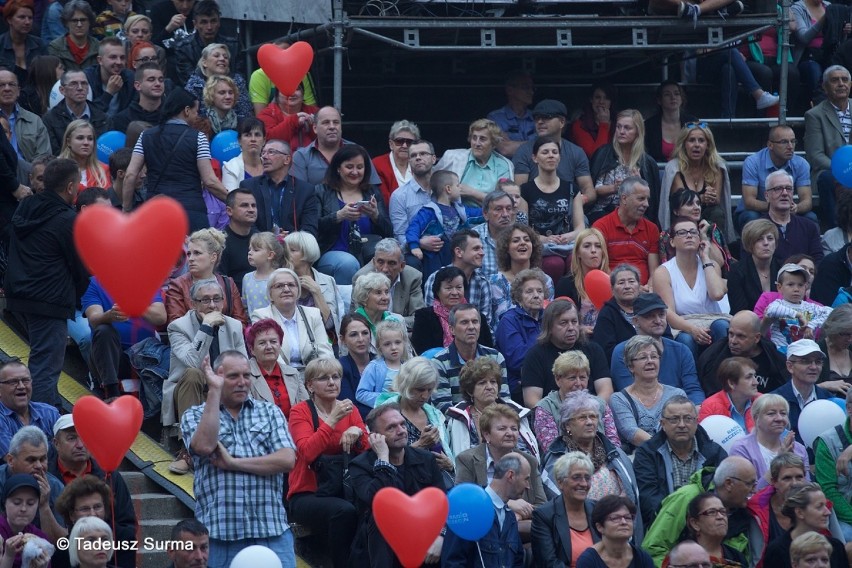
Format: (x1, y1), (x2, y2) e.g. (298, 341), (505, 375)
(831, 397), (847, 411)
(420, 347), (443, 359)
(96, 130), (126, 163)
(210, 129), (240, 163)
(446, 483), (494, 541)
(832, 145), (852, 187)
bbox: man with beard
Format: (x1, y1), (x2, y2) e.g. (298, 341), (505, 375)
(389, 139), (436, 270)
(762, 170), (822, 263)
(698, 310), (789, 394)
(472, 190), (517, 280)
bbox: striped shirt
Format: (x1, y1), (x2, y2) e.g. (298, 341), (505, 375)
(833, 101), (852, 143)
(430, 343), (509, 412)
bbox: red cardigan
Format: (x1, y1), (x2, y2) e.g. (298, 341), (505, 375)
(257, 102), (319, 151)
(698, 390), (759, 433)
(571, 119), (610, 159)
(287, 400), (370, 498)
(372, 152), (399, 207)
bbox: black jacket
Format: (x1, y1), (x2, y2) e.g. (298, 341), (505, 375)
(83, 65), (135, 117)
(111, 100), (163, 134)
(240, 173), (319, 237)
(726, 253), (780, 315)
(591, 297), (673, 364)
(811, 243), (852, 306)
(173, 32), (241, 85)
(530, 496), (599, 568)
(697, 336), (789, 395)
(588, 143), (662, 226)
(4, 190), (88, 319)
(643, 110), (697, 163)
(43, 99), (111, 155)
(410, 306), (493, 355)
(315, 184), (393, 255)
(0, 129), (19, 238)
(633, 425), (727, 527)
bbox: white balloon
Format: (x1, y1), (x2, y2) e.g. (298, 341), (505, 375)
(699, 415), (746, 452)
(229, 545), (282, 568)
(798, 400), (847, 449)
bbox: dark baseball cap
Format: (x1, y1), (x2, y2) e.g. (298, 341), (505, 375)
(532, 99), (567, 118)
(632, 293), (668, 316)
(3, 474), (40, 502)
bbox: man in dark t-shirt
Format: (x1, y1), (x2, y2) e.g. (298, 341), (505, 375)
(217, 188), (257, 292)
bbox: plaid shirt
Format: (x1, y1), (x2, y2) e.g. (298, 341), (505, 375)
(667, 438), (701, 491)
(473, 223), (499, 280)
(181, 397), (295, 541)
(424, 266), (495, 330)
(430, 343), (509, 412)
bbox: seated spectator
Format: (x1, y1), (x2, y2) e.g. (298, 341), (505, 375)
(338, 313), (375, 419)
(534, 351), (620, 455)
(728, 219), (780, 315)
(184, 43), (251, 120)
(495, 269), (549, 403)
(43, 70), (109, 156)
(811, 242), (852, 306)
(696, 47), (780, 118)
(284, 231), (341, 341)
(18, 54), (61, 118)
(745, 20), (802, 114)
(666, 541), (720, 568)
(59, 120), (109, 190)
(245, 318), (309, 420)
(82, 37), (134, 118)
(106, 148), (143, 210)
(487, 71), (535, 159)
(194, 74), (238, 138)
(435, 118), (513, 206)
(69, 516), (114, 568)
(164, 228), (246, 324)
(315, 144), (392, 285)
(350, 271), (405, 343)
(83, 275), (165, 400)
(739, 124), (815, 231)
(250, 268), (334, 371)
(349, 403), (445, 566)
(164, 280), (247, 472)
(490, 224), (554, 324)
(763, 263), (831, 352)
(815, 387), (852, 541)
(750, 453), (808, 544)
(249, 38), (317, 113)
(93, 0), (134, 40)
(592, 177), (661, 286)
(609, 336), (688, 449)
(530, 452), (600, 566)
(762, 171), (823, 264)
(652, 218), (730, 358)
(610, 292), (704, 405)
(790, 532), (840, 568)
(222, 117), (265, 191)
(371, 120), (418, 207)
(754, 253), (819, 318)
(634, 395), (727, 528)
(216, 188), (258, 283)
(554, 229), (608, 336)
(0, 359), (58, 457)
(642, 456), (762, 566)
(150, 0), (195, 52)
(660, 124), (735, 242)
(355, 319), (409, 409)
(287, 358), (369, 568)
(0, 0), (46, 88)
(0, 474), (51, 567)
(777, 340), (836, 427)
(644, 81), (697, 163)
(576, 495), (651, 568)
(173, 0), (239, 86)
(522, 299), (613, 408)
(588, 110), (661, 226)
(817, 304), (852, 394)
(352, 238), (425, 331)
(791, 0), (835, 110)
(256, 85), (317, 154)
(455, 404), (547, 539)
(698, 357), (761, 431)
(0, 68), (50, 164)
(571, 84), (615, 159)
(591, 264), (645, 362)
(822, 190), (852, 257)
(48, 1), (99, 72)
(240, 231), (288, 315)
(50, 415), (135, 567)
(762, 483), (849, 568)
(122, 15), (166, 71)
(388, 139), (436, 269)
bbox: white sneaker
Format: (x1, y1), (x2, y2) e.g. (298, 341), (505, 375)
(756, 92), (779, 110)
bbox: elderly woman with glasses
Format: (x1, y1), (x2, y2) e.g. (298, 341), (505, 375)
(531, 452), (601, 567)
(576, 495), (652, 568)
(729, 393), (809, 490)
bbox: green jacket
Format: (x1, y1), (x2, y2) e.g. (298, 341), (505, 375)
(747, 5), (793, 66)
(814, 418), (852, 524)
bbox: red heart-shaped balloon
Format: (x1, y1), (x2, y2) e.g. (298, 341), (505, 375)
(74, 197), (187, 318)
(72, 395), (143, 471)
(584, 268), (613, 310)
(257, 41), (314, 97)
(373, 487), (448, 567)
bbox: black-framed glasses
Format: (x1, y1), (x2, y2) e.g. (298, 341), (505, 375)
(685, 121), (708, 129)
(69, 17), (88, 25)
(766, 185), (793, 194)
(134, 56), (157, 64)
(194, 296), (224, 305)
(731, 476), (757, 489)
(673, 229), (699, 238)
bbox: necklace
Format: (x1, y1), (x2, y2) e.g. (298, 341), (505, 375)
(631, 383), (661, 407)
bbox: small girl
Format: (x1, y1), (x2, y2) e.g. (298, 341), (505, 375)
(356, 319), (410, 408)
(242, 232), (289, 314)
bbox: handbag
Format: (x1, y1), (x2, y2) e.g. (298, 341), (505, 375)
(297, 305), (321, 364)
(308, 400), (354, 500)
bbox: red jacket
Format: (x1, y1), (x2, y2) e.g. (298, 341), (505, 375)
(698, 390), (759, 433)
(372, 152), (399, 207)
(257, 102), (319, 151)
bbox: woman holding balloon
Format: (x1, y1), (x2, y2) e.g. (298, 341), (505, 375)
(555, 228), (610, 336)
(488, 223), (554, 323)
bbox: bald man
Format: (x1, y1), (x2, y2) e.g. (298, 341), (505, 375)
(668, 541), (713, 568)
(697, 310), (789, 395)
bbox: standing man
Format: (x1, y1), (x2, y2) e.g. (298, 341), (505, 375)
(592, 176), (660, 286)
(3, 159), (87, 407)
(472, 190), (517, 280)
(217, 188), (258, 290)
(0, 360), (59, 457)
(241, 139), (319, 237)
(83, 37), (134, 117)
(42, 70), (110, 154)
(763, 170), (823, 263)
(771, 338), (833, 445)
(389, 139), (436, 269)
(0, 68), (51, 162)
(487, 71), (536, 159)
(111, 62), (165, 133)
(173, 0), (240, 85)
(181, 351), (296, 568)
(739, 124), (815, 230)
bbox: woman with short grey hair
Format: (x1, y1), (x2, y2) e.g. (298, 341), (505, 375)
(284, 231), (342, 338)
(352, 272), (404, 345)
(374, 120), (421, 205)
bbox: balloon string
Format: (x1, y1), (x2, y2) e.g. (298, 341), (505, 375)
(476, 541), (485, 567)
(106, 471), (118, 568)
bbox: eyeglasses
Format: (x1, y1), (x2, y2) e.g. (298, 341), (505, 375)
(0, 378), (31, 387)
(134, 56), (157, 64)
(271, 282), (297, 290)
(569, 413), (598, 423)
(685, 121), (708, 129)
(313, 373), (342, 382)
(566, 473), (592, 482)
(391, 138), (416, 147)
(793, 358), (824, 366)
(766, 185), (794, 194)
(69, 17), (88, 25)
(697, 507), (727, 518)
(731, 476), (757, 489)
(261, 148), (289, 157)
(194, 296), (224, 305)
(409, 151), (434, 159)
(661, 414), (697, 425)
(606, 514), (634, 524)
(770, 138), (797, 146)
(673, 229), (699, 238)
(631, 353), (660, 362)
(74, 503), (105, 515)
(669, 563), (713, 568)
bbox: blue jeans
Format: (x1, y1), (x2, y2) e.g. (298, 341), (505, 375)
(840, 521), (852, 542)
(316, 251), (361, 285)
(12, 312), (67, 406)
(66, 309), (91, 365)
(208, 531), (295, 568)
(698, 48), (761, 118)
(675, 318), (730, 360)
(799, 58), (823, 104)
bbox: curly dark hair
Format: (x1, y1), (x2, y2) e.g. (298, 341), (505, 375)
(54, 475), (113, 527)
(495, 223), (542, 272)
(458, 357), (503, 403)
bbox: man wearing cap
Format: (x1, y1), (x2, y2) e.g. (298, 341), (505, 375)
(0, 426), (66, 541)
(0, 360), (59, 457)
(48, 414), (137, 554)
(763, 263), (832, 352)
(762, 170), (822, 264)
(697, 310), (790, 394)
(610, 293), (705, 405)
(770, 338), (833, 446)
(512, 100), (596, 206)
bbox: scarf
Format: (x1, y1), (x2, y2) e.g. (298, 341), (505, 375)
(209, 108), (238, 135)
(66, 35), (89, 65)
(564, 432), (607, 471)
(432, 298), (465, 348)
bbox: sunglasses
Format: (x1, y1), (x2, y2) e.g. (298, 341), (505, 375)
(685, 121), (708, 129)
(391, 138), (416, 147)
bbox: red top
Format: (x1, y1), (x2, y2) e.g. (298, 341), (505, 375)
(372, 152), (398, 207)
(57, 459), (93, 485)
(257, 102), (319, 151)
(570, 120), (610, 159)
(592, 210), (660, 285)
(698, 390), (759, 433)
(261, 364), (292, 419)
(287, 400), (370, 499)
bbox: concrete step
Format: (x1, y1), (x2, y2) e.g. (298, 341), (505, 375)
(132, 493), (193, 520)
(137, 548), (170, 568)
(139, 519), (185, 543)
(120, 471), (164, 495)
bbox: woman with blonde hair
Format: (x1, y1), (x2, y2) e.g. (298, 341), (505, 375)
(555, 228), (610, 336)
(588, 109), (662, 225)
(59, 119), (109, 190)
(199, 74), (239, 137)
(184, 42), (252, 120)
(660, 123), (735, 241)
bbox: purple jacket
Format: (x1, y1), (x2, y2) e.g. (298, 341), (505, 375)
(729, 431), (810, 491)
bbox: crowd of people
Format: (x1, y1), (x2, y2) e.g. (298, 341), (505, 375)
(4, 0), (852, 567)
